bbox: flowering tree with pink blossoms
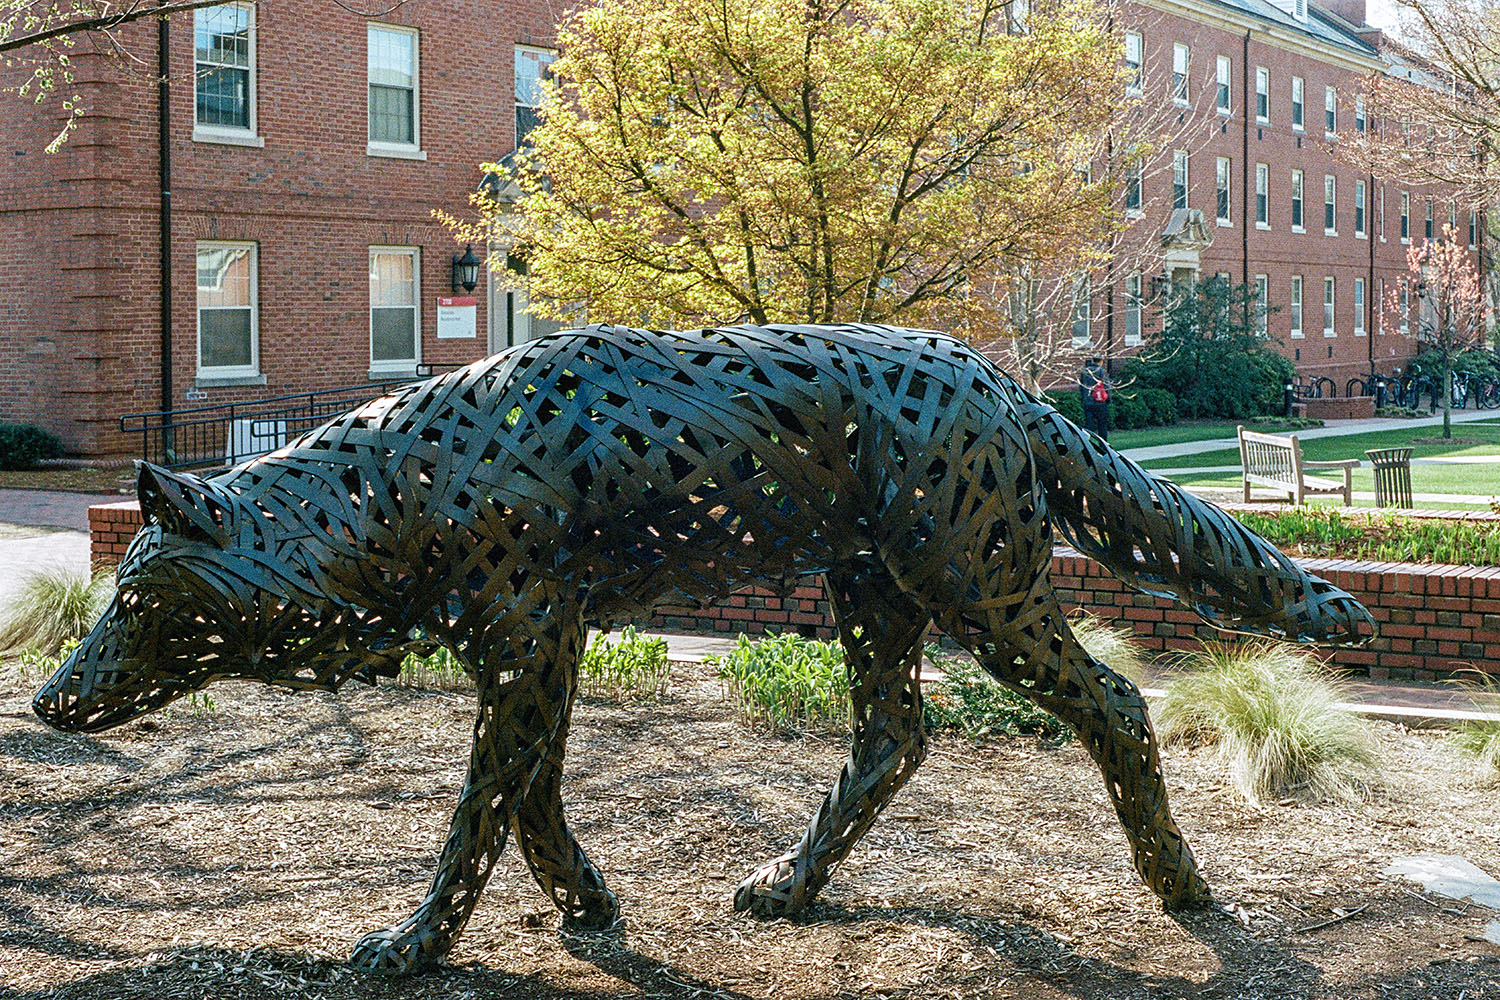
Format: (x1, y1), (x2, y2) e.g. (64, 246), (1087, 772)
(1386, 223), (1490, 438)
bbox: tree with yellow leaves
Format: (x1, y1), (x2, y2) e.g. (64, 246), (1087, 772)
(471, 0), (1138, 342)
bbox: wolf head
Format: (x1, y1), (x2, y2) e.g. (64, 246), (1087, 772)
(33, 463), (406, 734)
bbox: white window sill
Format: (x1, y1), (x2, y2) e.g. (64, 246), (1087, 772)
(1217, 218), (1233, 227)
(1173, 98), (1190, 108)
(1255, 221), (1271, 230)
(1126, 209), (1144, 219)
(1323, 329), (1337, 338)
(1292, 225), (1306, 234)
(1401, 237), (1411, 245)
(1290, 331), (1305, 339)
(369, 367), (422, 380)
(1326, 133), (1338, 141)
(1325, 229), (1338, 237)
(1293, 124), (1305, 133)
(367, 144), (428, 161)
(1356, 232), (1367, 240)
(193, 128), (265, 148)
(1217, 107), (1232, 116)
(1355, 329), (1367, 337)
(195, 373), (267, 387)
(1124, 338), (1143, 348)
(1256, 116), (1270, 125)
(1126, 88), (1143, 98)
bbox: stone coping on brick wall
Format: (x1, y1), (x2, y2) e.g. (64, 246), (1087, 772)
(88, 499), (1500, 681)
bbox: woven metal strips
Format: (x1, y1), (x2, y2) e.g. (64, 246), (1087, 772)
(34, 322), (1374, 973)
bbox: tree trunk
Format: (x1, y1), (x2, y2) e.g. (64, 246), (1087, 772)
(1442, 362), (1453, 439)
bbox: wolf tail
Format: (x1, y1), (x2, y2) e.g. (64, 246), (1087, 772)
(1021, 397), (1375, 647)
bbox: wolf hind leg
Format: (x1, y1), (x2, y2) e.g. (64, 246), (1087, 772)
(929, 584), (1209, 909)
(735, 564), (929, 918)
(351, 604), (591, 973)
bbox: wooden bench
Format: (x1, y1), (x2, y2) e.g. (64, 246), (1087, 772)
(1237, 426), (1358, 505)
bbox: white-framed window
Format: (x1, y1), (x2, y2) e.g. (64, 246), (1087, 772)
(1172, 43), (1189, 104)
(1400, 283), (1410, 333)
(1255, 66), (1269, 122)
(1173, 150), (1188, 210)
(1323, 277), (1336, 337)
(370, 247), (421, 370)
(1355, 95), (1366, 132)
(196, 241), (259, 378)
(1009, 0), (1029, 33)
(1448, 202), (1458, 237)
(1425, 197), (1434, 239)
(1071, 274), (1091, 348)
(1124, 31), (1143, 94)
(1378, 182), (1386, 239)
(1254, 274), (1268, 336)
(1354, 277), (1366, 335)
(1216, 55), (1231, 113)
(1377, 277), (1385, 334)
(1255, 162), (1269, 227)
(1324, 174), (1336, 234)
(194, 4), (258, 144)
(1355, 179), (1366, 237)
(1290, 276), (1303, 338)
(1124, 158), (1142, 214)
(1216, 156), (1231, 224)
(1325, 86), (1337, 136)
(1125, 273), (1143, 347)
(1400, 190), (1410, 242)
(368, 23), (422, 157)
(1470, 211), (1479, 248)
(1291, 76), (1305, 130)
(1291, 169), (1304, 231)
(515, 45), (556, 149)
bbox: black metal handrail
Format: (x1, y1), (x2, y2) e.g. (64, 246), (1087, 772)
(120, 373), (439, 470)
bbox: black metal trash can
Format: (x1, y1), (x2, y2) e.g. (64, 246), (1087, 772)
(1365, 447), (1413, 508)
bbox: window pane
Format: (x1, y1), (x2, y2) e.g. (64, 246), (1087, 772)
(371, 308), (416, 361)
(369, 28), (414, 89)
(515, 47), (554, 108)
(196, 246), (252, 307)
(200, 309), (253, 368)
(196, 6), (250, 68)
(197, 66), (250, 128)
(369, 84), (414, 144)
(371, 252), (415, 306)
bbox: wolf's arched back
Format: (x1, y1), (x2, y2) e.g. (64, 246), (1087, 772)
(34, 323), (1374, 973)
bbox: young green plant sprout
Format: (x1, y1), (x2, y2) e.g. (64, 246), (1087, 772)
(711, 633), (849, 732)
(579, 626), (670, 701)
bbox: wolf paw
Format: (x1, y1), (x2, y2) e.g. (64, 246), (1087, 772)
(350, 924), (443, 975)
(560, 885), (620, 932)
(733, 854), (810, 918)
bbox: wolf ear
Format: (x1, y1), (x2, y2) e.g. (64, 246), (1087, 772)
(136, 462), (235, 544)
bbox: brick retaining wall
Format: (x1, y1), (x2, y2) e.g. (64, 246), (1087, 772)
(1295, 395), (1376, 421)
(91, 500), (1500, 681)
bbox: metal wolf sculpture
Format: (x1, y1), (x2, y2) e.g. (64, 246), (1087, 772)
(35, 323), (1373, 973)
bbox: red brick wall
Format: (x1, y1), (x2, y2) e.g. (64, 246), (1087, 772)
(89, 499), (1500, 681)
(1297, 395), (1376, 420)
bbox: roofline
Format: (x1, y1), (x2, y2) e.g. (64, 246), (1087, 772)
(1140, 0), (1386, 74)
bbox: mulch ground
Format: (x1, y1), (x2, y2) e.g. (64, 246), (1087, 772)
(1, 660), (1497, 1000)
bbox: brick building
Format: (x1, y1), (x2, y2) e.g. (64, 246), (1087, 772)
(0, 0), (1478, 460)
(1091, 0), (1483, 391)
(0, 0), (564, 459)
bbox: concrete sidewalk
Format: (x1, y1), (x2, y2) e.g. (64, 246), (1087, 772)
(1120, 406), (1499, 464)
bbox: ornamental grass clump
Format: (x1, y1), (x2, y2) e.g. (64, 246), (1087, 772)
(0, 568), (111, 657)
(711, 632), (848, 732)
(1449, 672), (1500, 783)
(1155, 641), (1376, 804)
(1069, 612), (1149, 686)
(398, 644), (472, 691)
(579, 626), (670, 701)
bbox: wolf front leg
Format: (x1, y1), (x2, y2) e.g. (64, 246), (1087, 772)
(351, 610), (586, 974)
(734, 567), (930, 917)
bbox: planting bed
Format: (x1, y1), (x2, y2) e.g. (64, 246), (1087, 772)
(1, 660), (1497, 999)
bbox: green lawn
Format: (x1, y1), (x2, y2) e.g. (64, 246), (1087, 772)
(1163, 463), (1500, 500)
(1109, 421), (1244, 450)
(1141, 421), (1500, 471)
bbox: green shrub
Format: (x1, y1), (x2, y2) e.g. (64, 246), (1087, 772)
(1047, 385), (1176, 431)
(1044, 390), (1084, 426)
(0, 424), (64, 471)
(1155, 640), (1376, 804)
(1374, 405), (1423, 419)
(924, 652), (1069, 740)
(710, 632), (848, 731)
(0, 569), (111, 656)
(579, 625), (670, 700)
(1233, 508), (1500, 567)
